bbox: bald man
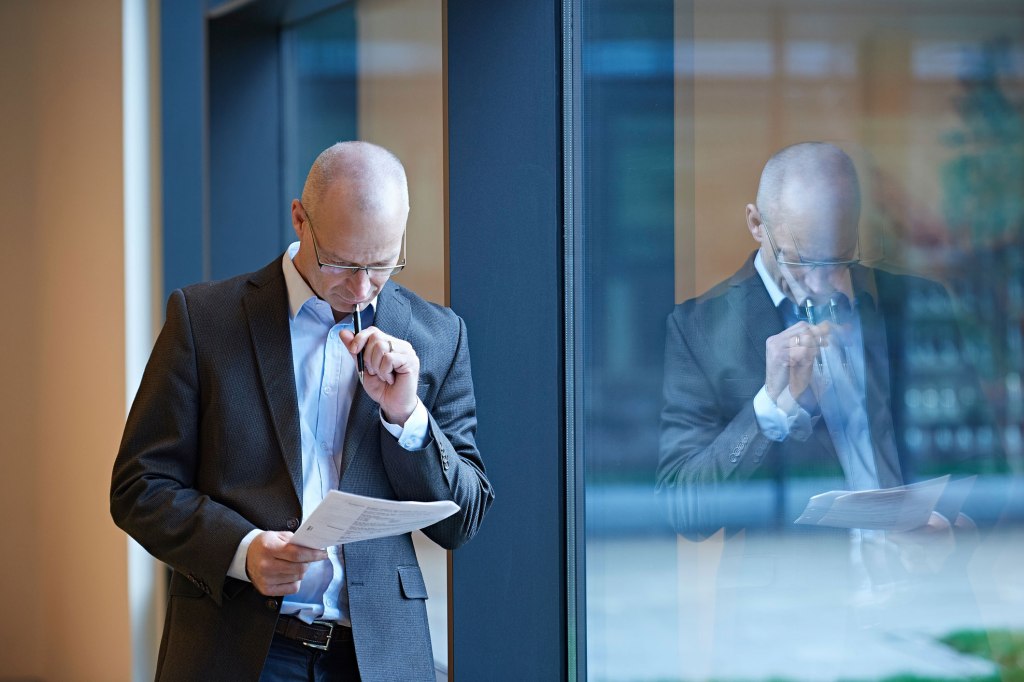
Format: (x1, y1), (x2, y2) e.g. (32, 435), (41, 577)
(657, 142), (952, 537)
(112, 141), (493, 681)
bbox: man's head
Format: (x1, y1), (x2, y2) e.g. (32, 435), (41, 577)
(291, 141), (409, 313)
(745, 142), (861, 304)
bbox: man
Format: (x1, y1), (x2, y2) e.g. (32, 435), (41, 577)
(111, 141), (493, 681)
(657, 141), (958, 540)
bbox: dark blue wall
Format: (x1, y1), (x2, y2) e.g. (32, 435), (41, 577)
(208, 17), (283, 280)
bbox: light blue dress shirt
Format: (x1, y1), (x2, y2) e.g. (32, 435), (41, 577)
(227, 243), (429, 625)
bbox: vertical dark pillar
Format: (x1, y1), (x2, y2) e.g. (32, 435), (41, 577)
(446, 1), (566, 680)
(161, 0), (208, 295)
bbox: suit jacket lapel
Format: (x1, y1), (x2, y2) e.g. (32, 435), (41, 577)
(243, 259), (303, 503)
(339, 281), (412, 484)
(732, 269), (783, 361)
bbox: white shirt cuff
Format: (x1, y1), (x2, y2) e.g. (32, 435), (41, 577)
(753, 385), (814, 442)
(227, 528), (263, 582)
(381, 399), (430, 451)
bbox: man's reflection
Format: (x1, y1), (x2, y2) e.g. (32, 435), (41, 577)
(657, 142), (963, 587)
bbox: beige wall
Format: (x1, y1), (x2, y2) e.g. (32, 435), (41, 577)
(0, 0), (131, 679)
(357, 0), (447, 306)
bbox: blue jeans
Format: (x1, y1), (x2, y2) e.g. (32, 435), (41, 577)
(259, 631), (362, 682)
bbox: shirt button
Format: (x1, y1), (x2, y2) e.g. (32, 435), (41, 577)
(321, 442), (329, 451)
(286, 518), (299, 530)
(266, 598), (279, 611)
(323, 386), (332, 395)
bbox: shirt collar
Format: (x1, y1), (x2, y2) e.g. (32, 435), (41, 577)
(282, 242), (317, 319)
(282, 241), (380, 321)
(753, 250), (788, 307)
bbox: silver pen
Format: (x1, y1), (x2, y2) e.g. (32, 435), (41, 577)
(804, 299), (824, 373)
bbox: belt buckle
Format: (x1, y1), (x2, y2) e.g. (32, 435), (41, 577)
(302, 621), (333, 651)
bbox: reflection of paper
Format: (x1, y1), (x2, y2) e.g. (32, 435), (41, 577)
(795, 476), (949, 531)
(289, 490), (459, 549)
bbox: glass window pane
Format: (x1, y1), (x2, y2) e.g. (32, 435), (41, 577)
(579, 1), (1024, 680)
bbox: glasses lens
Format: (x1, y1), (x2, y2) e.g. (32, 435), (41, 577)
(313, 230), (406, 279)
(768, 231), (858, 271)
(319, 264), (404, 280)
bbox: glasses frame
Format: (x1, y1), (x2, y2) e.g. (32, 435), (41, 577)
(761, 221), (864, 273)
(303, 207), (407, 280)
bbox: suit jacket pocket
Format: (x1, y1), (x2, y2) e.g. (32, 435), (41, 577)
(397, 565), (429, 600)
(168, 570), (207, 599)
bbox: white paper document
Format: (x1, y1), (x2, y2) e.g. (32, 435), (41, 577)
(795, 475), (951, 531)
(289, 490), (459, 549)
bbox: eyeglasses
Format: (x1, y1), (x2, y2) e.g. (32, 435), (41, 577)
(762, 222), (862, 274)
(304, 208), (406, 280)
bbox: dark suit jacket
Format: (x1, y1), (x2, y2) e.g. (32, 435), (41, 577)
(657, 253), (944, 536)
(111, 256), (493, 682)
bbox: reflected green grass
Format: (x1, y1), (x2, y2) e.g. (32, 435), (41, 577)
(935, 629), (1024, 682)
(637, 630), (1024, 682)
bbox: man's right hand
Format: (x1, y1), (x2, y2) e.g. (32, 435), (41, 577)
(245, 530), (328, 596)
(765, 320), (831, 403)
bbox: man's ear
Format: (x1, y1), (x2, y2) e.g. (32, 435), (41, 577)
(745, 204), (764, 243)
(291, 199), (305, 239)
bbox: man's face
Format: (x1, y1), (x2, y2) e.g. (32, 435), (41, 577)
(759, 208), (859, 306)
(293, 188), (407, 314)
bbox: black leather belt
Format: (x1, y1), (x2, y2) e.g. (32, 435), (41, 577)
(274, 615), (353, 651)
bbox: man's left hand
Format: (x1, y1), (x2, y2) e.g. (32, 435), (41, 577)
(887, 511), (956, 574)
(340, 327), (420, 425)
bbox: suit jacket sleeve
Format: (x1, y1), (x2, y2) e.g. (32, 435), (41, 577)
(110, 290), (256, 604)
(657, 303), (775, 535)
(379, 315), (493, 549)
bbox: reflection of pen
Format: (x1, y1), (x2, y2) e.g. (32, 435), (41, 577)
(804, 299), (824, 373)
(353, 304), (364, 382)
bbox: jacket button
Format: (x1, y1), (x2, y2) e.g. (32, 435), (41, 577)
(266, 598), (279, 611)
(286, 518), (299, 530)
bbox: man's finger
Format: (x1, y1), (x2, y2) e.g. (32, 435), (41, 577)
(340, 328), (375, 354)
(257, 579), (303, 597)
(275, 543), (329, 564)
(254, 553), (310, 576)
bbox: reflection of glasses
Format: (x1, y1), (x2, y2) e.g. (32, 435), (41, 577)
(304, 208), (406, 280)
(762, 223), (861, 274)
